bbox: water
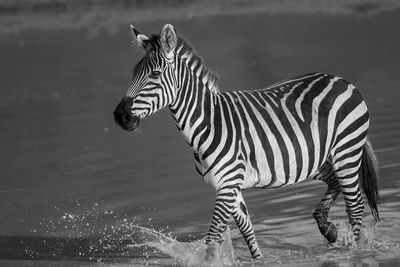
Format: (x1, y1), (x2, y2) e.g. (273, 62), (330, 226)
(1, 2), (400, 266)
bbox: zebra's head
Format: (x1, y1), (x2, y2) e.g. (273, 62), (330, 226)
(114, 24), (178, 131)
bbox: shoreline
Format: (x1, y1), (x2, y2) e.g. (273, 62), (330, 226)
(0, 0), (400, 36)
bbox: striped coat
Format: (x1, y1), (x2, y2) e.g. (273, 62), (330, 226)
(114, 24), (380, 259)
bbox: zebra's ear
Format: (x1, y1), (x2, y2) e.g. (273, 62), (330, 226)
(160, 24), (177, 57)
(130, 25), (150, 50)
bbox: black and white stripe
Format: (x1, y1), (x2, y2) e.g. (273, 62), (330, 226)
(115, 24), (380, 259)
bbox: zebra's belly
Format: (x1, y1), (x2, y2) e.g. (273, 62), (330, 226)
(243, 162), (288, 189)
(243, 157), (327, 189)
(243, 167), (319, 189)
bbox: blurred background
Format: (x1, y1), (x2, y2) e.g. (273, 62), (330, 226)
(0, 0), (400, 266)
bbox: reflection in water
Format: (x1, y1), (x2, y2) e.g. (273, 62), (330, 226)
(0, 3), (400, 266)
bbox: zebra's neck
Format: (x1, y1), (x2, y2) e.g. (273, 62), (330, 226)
(168, 51), (219, 153)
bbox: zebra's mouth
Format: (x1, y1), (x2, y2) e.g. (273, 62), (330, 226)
(113, 97), (141, 131)
(125, 115), (141, 131)
(115, 113), (140, 131)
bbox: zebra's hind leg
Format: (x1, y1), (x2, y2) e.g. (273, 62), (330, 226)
(331, 143), (365, 241)
(312, 163), (341, 243)
(232, 191), (262, 259)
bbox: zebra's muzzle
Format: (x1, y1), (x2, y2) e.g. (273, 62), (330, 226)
(114, 97), (141, 131)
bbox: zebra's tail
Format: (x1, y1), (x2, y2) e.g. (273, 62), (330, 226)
(359, 138), (381, 222)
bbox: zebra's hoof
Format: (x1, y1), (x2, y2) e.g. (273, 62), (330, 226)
(324, 222), (338, 243)
(205, 243), (217, 260)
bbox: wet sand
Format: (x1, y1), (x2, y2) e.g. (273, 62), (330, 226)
(0, 2), (400, 266)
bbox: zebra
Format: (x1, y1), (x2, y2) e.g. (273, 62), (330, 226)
(113, 24), (380, 259)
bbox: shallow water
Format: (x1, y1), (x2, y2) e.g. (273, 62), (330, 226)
(1, 3), (400, 266)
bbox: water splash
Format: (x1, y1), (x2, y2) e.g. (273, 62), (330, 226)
(34, 202), (237, 265)
(315, 216), (400, 265)
(127, 224), (236, 266)
(124, 215), (399, 266)
(29, 202), (400, 266)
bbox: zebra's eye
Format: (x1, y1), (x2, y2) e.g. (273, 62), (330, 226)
(149, 70), (161, 78)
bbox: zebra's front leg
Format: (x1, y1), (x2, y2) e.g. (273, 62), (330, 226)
(205, 186), (239, 259)
(232, 191), (262, 259)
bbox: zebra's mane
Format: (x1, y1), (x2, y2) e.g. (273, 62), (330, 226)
(176, 36), (220, 93)
(148, 34), (220, 93)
